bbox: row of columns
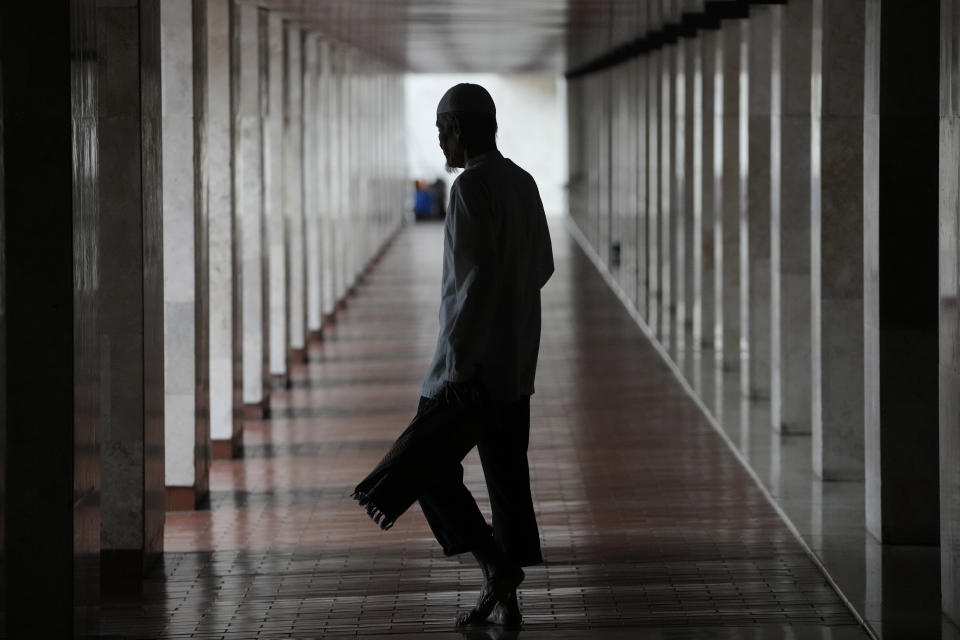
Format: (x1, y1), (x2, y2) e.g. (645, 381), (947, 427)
(567, 0), (955, 627)
(0, 0), (406, 634)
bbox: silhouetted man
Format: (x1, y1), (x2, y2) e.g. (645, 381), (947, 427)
(418, 83), (554, 627)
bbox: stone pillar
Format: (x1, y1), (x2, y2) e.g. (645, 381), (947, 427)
(161, 0), (210, 510)
(647, 3), (662, 334)
(264, 12), (286, 389)
(206, 0), (242, 459)
(660, 29), (675, 347)
(939, 0), (960, 623)
(340, 54), (353, 302)
(0, 18), (5, 629)
(745, 5), (772, 398)
(618, 25), (639, 306)
(864, 0), (940, 544)
(285, 23), (307, 362)
(329, 45), (346, 309)
(681, 12), (700, 353)
(97, 0), (164, 581)
(674, 26), (688, 354)
(636, 44), (650, 318)
(321, 41), (338, 319)
(344, 63), (358, 289)
(233, 3), (269, 418)
(574, 76), (587, 238)
(598, 70), (612, 271)
(303, 34), (323, 338)
(1, 2), (100, 634)
(716, 10), (747, 371)
(772, 0), (812, 433)
(810, 0), (865, 480)
(192, 0), (212, 508)
(699, 21), (719, 350)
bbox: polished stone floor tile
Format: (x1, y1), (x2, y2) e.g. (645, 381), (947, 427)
(99, 221), (868, 638)
(575, 220), (960, 640)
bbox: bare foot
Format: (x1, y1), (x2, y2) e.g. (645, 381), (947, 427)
(485, 590), (521, 629)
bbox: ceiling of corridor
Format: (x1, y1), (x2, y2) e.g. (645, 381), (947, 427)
(263, 0), (673, 73)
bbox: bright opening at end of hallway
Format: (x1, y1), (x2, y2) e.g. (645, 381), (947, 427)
(405, 73), (568, 217)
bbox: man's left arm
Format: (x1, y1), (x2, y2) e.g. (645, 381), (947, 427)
(444, 182), (498, 384)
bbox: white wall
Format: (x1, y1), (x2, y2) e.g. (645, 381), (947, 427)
(405, 73), (567, 216)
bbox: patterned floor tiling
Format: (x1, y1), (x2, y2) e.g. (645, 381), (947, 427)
(98, 222), (868, 639)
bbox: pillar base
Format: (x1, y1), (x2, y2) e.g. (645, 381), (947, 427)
(212, 428), (244, 459)
(307, 329), (323, 343)
(101, 549), (162, 592)
(291, 347), (309, 363)
(243, 396), (270, 420)
(165, 486), (208, 512)
(270, 373), (291, 390)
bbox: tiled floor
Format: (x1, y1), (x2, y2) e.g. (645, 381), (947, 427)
(569, 221), (960, 640)
(100, 221), (869, 639)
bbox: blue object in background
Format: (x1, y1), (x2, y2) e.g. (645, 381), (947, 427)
(414, 185), (434, 218)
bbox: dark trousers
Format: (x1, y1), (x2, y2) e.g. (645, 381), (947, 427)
(417, 395), (543, 568)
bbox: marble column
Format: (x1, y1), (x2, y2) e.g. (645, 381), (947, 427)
(608, 62), (623, 284)
(329, 45), (346, 310)
(810, 0), (865, 481)
(660, 30), (675, 347)
(598, 70), (612, 270)
(97, 0), (164, 580)
(939, 0), (960, 623)
(681, 14), (700, 353)
(161, 0), (210, 510)
(567, 80), (582, 230)
(605, 66), (616, 272)
(340, 55), (354, 301)
(1, 2), (101, 634)
(233, 3), (269, 418)
(717, 12), (746, 371)
(191, 0), (212, 509)
(318, 38), (334, 323)
(864, 0), (940, 544)
(636, 45), (650, 319)
(355, 70), (368, 274)
(0, 18), (5, 629)
(647, 2), (662, 334)
(205, 0), (242, 459)
(303, 34), (323, 338)
(674, 27), (689, 354)
(325, 42), (341, 317)
(589, 72), (602, 261)
(618, 45), (638, 306)
(285, 23), (307, 361)
(745, 5), (772, 399)
(346, 64), (360, 288)
(699, 22), (719, 350)
(772, 0), (812, 433)
(264, 12), (287, 389)
(570, 78), (589, 243)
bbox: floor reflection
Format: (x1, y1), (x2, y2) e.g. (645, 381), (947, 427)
(653, 293), (960, 640)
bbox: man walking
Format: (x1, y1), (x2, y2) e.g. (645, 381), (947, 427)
(417, 83), (554, 627)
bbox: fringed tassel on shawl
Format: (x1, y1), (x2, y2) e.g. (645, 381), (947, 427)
(352, 489), (395, 531)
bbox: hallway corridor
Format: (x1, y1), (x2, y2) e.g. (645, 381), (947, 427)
(100, 222), (866, 639)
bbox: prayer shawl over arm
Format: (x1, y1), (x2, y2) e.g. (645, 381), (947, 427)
(352, 383), (487, 530)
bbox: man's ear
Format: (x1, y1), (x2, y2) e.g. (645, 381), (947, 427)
(450, 115), (462, 138)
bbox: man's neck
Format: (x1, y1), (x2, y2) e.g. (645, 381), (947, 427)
(463, 146), (499, 168)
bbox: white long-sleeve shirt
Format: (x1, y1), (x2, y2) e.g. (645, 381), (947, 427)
(421, 150), (554, 402)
